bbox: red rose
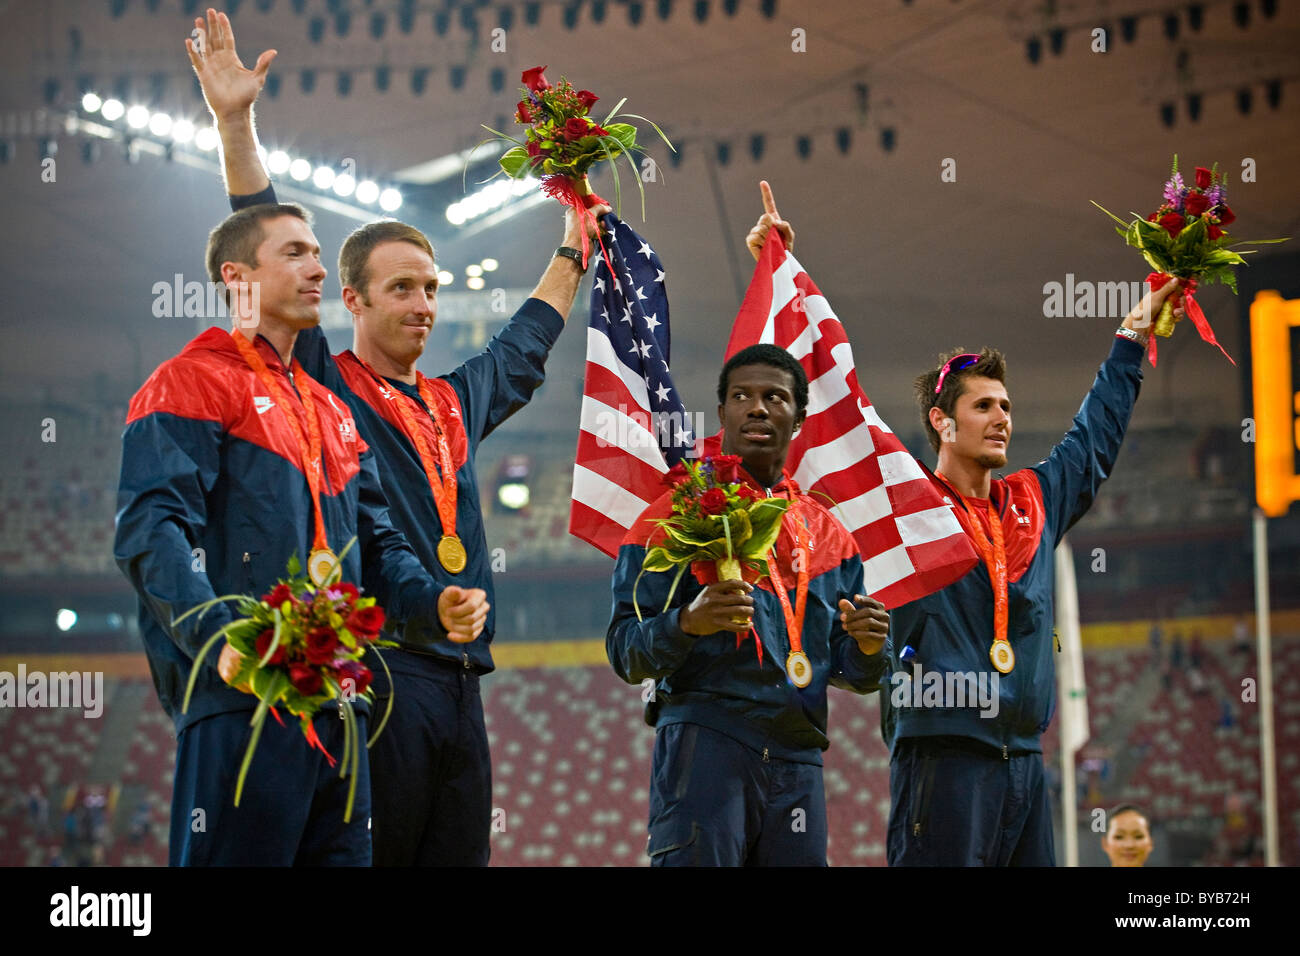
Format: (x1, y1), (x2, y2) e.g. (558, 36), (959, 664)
(662, 462), (690, 486)
(1207, 224), (1224, 240)
(515, 100), (532, 124)
(1157, 212), (1186, 237)
(700, 488), (728, 515)
(288, 663), (323, 696)
(332, 581), (360, 604)
(576, 89), (599, 112)
(1183, 193), (1210, 216)
(254, 628), (287, 666)
(1195, 166), (1213, 189)
(565, 117), (594, 139)
(1217, 205), (1236, 226)
(336, 660), (373, 696)
(345, 605), (385, 638)
(1146, 212), (1159, 223)
(712, 454), (743, 484)
(521, 66), (549, 93)
(305, 626), (340, 665)
(735, 485), (758, 501)
(526, 139), (542, 158)
(263, 583), (293, 608)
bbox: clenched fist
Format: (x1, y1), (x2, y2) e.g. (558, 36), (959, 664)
(439, 585), (490, 643)
(838, 593), (889, 656)
(679, 580), (756, 635)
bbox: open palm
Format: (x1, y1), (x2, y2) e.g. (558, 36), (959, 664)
(186, 8), (276, 120)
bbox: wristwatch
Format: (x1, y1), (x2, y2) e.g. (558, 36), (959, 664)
(554, 246), (587, 271)
(1115, 326), (1149, 345)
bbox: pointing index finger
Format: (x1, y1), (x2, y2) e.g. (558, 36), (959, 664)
(759, 180), (779, 219)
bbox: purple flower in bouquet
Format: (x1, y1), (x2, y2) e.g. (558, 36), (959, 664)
(1162, 171), (1186, 209)
(1205, 183), (1225, 212)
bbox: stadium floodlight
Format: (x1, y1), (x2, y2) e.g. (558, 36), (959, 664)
(379, 187), (403, 212)
(289, 157), (312, 181)
(266, 149), (291, 175)
(480, 257), (499, 272)
(148, 112), (173, 137)
(465, 264), (483, 278)
(355, 179), (380, 204)
(100, 98), (125, 121)
(172, 119), (196, 143)
(333, 173), (356, 197)
(444, 177), (532, 226)
(194, 126), (219, 151)
(126, 104), (150, 128)
(312, 165), (336, 190)
(56, 608), (78, 632)
(466, 275), (486, 290)
(437, 270), (453, 285)
(81, 92), (102, 113)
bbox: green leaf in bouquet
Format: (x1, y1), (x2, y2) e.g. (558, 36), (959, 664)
(286, 553), (302, 577)
(603, 123), (638, 151)
(721, 513), (734, 561)
(601, 96), (629, 127)
(660, 561), (691, 613)
(498, 146), (531, 179)
(619, 113), (675, 153)
(740, 499), (789, 558)
(724, 509), (753, 550)
(234, 670), (290, 808)
(1089, 200), (1132, 231)
(181, 616), (252, 716)
(366, 648), (396, 748)
(642, 545), (678, 573)
(657, 518), (718, 549)
(745, 556), (772, 581)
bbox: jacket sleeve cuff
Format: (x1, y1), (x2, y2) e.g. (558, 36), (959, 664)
(1109, 333), (1146, 367)
(519, 297), (566, 343)
(230, 184), (278, 211)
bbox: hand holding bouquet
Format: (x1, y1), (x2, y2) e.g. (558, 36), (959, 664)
(1093, 156), (1288, 365)
(177, 541), (395, 822)
(635, 455), (789, 632)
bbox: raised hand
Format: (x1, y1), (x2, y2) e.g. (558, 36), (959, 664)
(186, 8), (277, 122)
(745, 180), (796, 261)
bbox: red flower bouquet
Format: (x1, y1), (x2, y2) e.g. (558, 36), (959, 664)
(176, 539), (395, 821)
(478, 66), (673, 267)
(1093, 156), (1288, 365)
(635, 455), (789, 626)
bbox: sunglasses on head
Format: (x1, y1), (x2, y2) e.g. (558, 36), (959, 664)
(934, 354), (980, 395)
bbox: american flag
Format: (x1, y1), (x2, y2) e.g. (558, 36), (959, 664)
(723, 234), (977, 608)
(569, 214), (695, 557)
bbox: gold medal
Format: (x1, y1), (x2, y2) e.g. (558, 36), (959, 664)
(437, 534), (468, 574)
(990, 641), (1015, 674)
(786, 650), (812, 688)
(308, 548), (341, 586)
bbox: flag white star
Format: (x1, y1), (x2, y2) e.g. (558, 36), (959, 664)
(673, 426), (689, 446)
(655, 382), (670, 403)
(654, 269), (666, 284)
(621, 304), (634, 325)
(637, 240), (654, 259)
(634, 285), (648, 302)
(643, 312), (660, 333)
(637, 340), (652, 358)
(628, 341), (640, 356)
(600, 307), (610, 322)
(593, 275), (605, 293)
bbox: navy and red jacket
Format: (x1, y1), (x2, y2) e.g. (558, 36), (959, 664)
(114, 329), (445, 732)
(883, 336), (1145, 754)
(230, 185), (567, 675)
(607, 469), (888, 764)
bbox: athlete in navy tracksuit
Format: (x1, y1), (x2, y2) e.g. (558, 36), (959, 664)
(114, 244), (448, 864)
(882, 280), (1183, 866)
(188, 9), (603, 864)
(608, 345), (891, 866)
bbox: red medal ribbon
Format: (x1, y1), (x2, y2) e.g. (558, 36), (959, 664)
(351, 356), (458, 539)
(231, 330), (330, 554)
(764, 488), (810, 663)
(1143, 272), (1236, 367)
(939, 474), (1008, 647)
